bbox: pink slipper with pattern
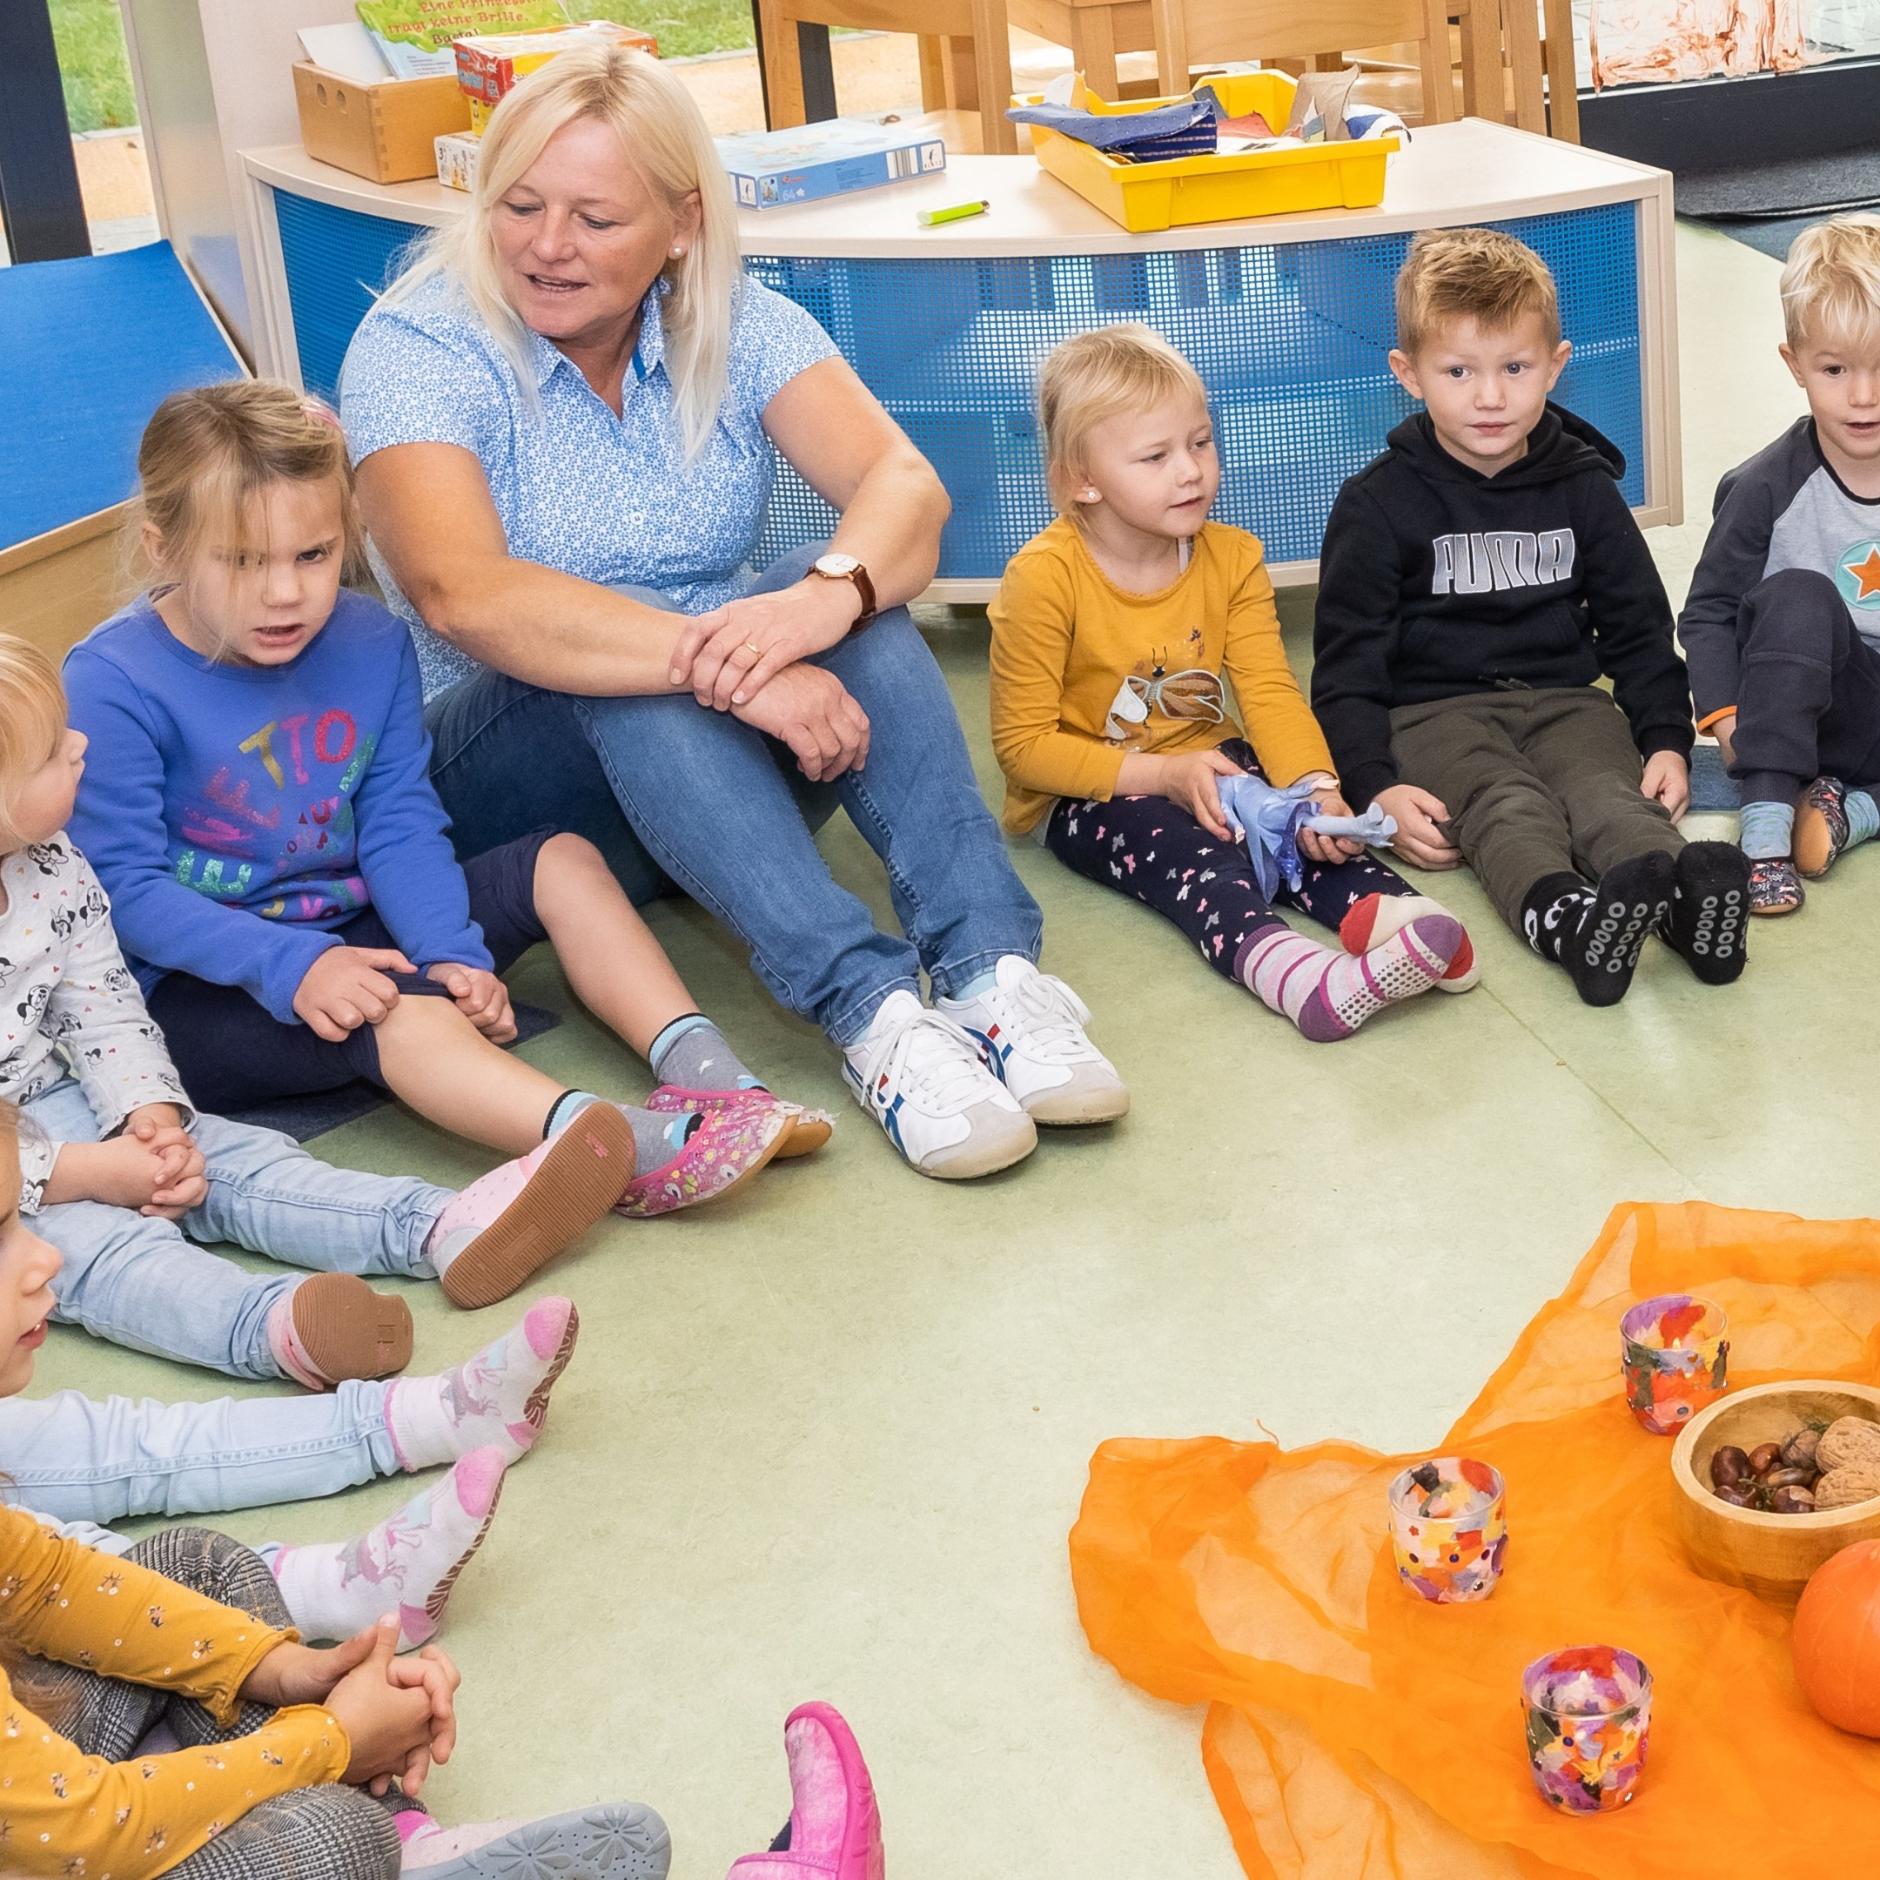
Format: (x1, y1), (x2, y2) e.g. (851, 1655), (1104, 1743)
(643, 1084), (833, 1160)
(615, 1100), (791, 1218)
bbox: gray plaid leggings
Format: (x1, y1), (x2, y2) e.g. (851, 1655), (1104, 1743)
(16, 1527), (406, 1879)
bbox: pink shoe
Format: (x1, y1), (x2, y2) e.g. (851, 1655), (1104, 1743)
(726, 1703), (883, 1880)
(644, 1083), (835, 1160)
(429, 1107), (636, 1309)
(615, 1100), (792, 1219)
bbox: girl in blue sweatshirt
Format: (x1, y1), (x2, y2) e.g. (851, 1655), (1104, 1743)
(67, 383), (821, 1277)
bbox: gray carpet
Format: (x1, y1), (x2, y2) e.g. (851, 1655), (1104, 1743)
(1677, 145), (1880, 261)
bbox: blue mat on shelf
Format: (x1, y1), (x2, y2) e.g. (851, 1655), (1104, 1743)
(0, 242), (243, 549)
(1689, 743), (1739, 813)
(227, 1001), (560, 1143)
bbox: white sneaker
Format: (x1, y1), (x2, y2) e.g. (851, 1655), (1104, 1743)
(935, 956), (1130, 1125)
(841, 989), (1037, 1179)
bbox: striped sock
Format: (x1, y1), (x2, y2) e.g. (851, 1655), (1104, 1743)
(1237, 917), (1460, 1042)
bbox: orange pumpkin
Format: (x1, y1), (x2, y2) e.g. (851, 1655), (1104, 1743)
(1794, 1540), (1880, 1735)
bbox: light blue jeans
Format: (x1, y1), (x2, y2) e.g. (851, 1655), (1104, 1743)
(28, 1078), (449, 1381)
(426, 546), (1044, 1046)
(3, 1378), (399, 1536)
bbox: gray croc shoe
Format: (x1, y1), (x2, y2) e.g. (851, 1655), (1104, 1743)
(407, 1803), (670, 1879)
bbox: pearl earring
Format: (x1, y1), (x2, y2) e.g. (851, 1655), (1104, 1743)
(1080, 487), (1099, 501)
(670, 246), (686, 258)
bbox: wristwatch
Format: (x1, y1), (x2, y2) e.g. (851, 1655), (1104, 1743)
(811, 552), (877, 630)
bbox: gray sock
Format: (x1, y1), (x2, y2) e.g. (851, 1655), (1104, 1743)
(547, 1089), (698, 1172)
(648, 1014), (764, 1092)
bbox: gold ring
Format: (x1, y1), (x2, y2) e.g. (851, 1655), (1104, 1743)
(742, 641), (762, 656)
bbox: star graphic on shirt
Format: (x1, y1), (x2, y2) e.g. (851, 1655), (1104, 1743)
(1843, 543), (1880, 602)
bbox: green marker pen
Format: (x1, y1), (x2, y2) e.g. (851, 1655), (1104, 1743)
(917, 199), (991, 227)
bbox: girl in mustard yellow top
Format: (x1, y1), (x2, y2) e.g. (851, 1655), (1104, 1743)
(990, 327), (1477, 1041)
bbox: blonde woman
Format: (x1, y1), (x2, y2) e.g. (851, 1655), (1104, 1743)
(339, 45), (1127, 1181)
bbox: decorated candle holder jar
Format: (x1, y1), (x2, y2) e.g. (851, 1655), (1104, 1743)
(1620, 1294), (1728, 1435)
(1386, 1456), (1507, 1602)
(1521, 1645), (1652, 1813)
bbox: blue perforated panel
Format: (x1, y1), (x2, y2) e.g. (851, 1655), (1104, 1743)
(749, 202), (1645, 577)
(270, 189), (1644, 579)
(273, 190), (426, 401)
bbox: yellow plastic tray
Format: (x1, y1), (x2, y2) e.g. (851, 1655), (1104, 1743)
(1029, 72), (1398, 235)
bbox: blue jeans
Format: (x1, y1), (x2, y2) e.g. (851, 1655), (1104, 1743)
(4, 1378), (397, 1529)
(426, 546), (1043, 1045)
(29, 1078), (448, 1381)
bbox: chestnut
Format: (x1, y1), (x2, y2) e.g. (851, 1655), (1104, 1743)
(1748, 1442), (1783, 1476)
(1712, 1483), (1758, 1507)
(1761, 1466), (1813, 1490)
(1710, 1445), (1752, 1487)
(1769, 1485), (1817, 1515)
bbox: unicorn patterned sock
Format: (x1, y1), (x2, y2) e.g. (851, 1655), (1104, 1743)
(260, 1448), (507, 1650)
(383, 1298), (579, 1472)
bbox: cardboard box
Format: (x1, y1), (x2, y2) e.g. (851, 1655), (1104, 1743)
(293, 62), (470, 183)
(456, 22), (657, 133)
(435, 129), (482, 192)
(716, 118), (947, 208)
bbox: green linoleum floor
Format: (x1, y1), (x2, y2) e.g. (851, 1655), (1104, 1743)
(26, 222), (1839, 1876)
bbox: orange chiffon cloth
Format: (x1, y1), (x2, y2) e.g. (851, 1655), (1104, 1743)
(1070, 1203), (1880, 1878)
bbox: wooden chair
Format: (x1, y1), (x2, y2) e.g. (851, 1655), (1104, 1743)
(1500, 0), (1581, 141)
(754, 0), (1020, 152)
(1148, 0), (1467, 119)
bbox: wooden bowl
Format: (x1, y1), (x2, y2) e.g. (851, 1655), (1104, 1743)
(1671, 1379), (1880, 1604)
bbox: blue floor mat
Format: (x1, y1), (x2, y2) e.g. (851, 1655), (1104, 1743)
(0, 242), (242, 548)
(226, 1002), (560, 1142)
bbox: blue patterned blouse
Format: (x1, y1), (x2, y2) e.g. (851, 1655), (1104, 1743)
(339, 270), (838, 697)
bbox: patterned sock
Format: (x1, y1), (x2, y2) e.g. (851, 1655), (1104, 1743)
(1663, 841), (1751, 987)
(1532, 853), (1675, 1007)
(1518, 871), (1595, 964)
(400, 1819), (533, 1866)
(1739, 799), (1796, 860)
(1237, 917), (1458, 1042)
(648, 1012), (765, 1091)
(265, 1288), (330, 1391)
(384, 1298), (578, 1471)
(1339, 891), (1480, 992)
(263, 1449), (506, 1651)
(547, 1088), (698, 1169)
(1849, 788), (1880, 847)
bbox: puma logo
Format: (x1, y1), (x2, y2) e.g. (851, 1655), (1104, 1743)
(1431, 529), (1575, 595)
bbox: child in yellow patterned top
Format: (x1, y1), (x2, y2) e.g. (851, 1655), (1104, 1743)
(0, 1102), (884, 1878)
(989, 324), (1478, 1042)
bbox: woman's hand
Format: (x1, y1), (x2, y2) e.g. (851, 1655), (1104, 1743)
(730, 664), (871, 783)
(293, 947), (415, 1042)
(668, 579), (861, 711)
(1297, 786), (1364, 866)
(426, 963), (516, 1042)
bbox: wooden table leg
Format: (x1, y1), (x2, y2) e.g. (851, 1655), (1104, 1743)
(918, 35), (949, 110)
(1072, 5), (1121, 98)
(750, 0), (837, 125)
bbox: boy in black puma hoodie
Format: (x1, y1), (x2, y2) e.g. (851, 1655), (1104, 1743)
(1311, 227), (1751, 1005)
